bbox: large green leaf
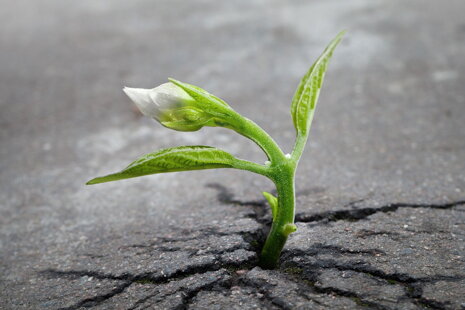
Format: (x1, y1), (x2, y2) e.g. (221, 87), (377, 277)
(87, 146), (237, 185)
(290, 31), (345, 136)
(168, 78), (232, 117)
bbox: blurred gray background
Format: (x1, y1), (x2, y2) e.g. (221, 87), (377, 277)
(1, 0), (464, 309)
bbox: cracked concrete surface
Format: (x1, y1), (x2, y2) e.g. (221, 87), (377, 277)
(1, 0), (465, 309)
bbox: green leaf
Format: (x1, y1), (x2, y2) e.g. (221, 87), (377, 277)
(290, 31), (345, 136)
(282, 223), (297, 237)
(168, 78), (232, 117)
(87, 146), (237, 185)
(263, 191), (278, 221)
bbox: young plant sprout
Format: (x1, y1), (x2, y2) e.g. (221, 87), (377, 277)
(87, 32), (345, 269)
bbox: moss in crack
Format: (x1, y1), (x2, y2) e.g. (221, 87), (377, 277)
(249, 239), (260, 249)
(135, 278), (158, 285)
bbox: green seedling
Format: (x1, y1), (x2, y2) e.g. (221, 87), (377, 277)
(87, 31), (345, 269)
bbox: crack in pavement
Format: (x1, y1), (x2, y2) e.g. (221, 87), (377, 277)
(41, 230), (258, 309)
(174, 277), (231, 310)
(207, 182), (465, 224)
(199, 184), (465, 309)
(295, 200), (465, 223)
(295, 279), (391, 310)
(286, 243), (386, 257)
(119, 225), (264, 257)
(43, 259), (252, 309)
(281, 250), (465, 310)
(126, 270), (232, 310)
(235, 280), (291, 310)
(59, 281), (132, 310)
(239, 269), (389, 310)
(38, 184), (464, 309)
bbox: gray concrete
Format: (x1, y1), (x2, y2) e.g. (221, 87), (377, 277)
(1, 0), (464, 309)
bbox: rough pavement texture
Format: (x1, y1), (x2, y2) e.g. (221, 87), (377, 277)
(1, 0), (465, 309)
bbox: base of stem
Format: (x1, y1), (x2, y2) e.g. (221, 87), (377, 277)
(258, 224), (289, 269)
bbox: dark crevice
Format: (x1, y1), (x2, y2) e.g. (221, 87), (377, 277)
(175, 278), (231, 310)
(235, 279), (291, 310)
(56, 281), (132, 310)
(295, 200), (465, 224)
(284, 243), (386, 257)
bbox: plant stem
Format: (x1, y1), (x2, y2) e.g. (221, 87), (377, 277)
(259, 162), (296, 269)
(229, 114), (286, 164)
(226, 110), (302, 269)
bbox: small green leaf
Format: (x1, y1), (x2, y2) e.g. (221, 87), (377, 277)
(263, 191), (278, 221)
(87, 146), (237, 185)
(291, 31), (345, 136)
(168, 78), (232, 117)
(282, 223), (297, 237)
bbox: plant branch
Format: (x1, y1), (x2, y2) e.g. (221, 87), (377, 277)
(231, 158), (272, 177)
(229, 114), (286, 164)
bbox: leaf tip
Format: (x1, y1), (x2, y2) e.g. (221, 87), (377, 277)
(86, 178), (99, 185)
(333, 30), (347, 46)
(328, 30), (346, 50)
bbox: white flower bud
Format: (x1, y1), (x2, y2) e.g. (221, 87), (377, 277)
(123, 82), (214, 132)
(123, 82), (194, 121)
